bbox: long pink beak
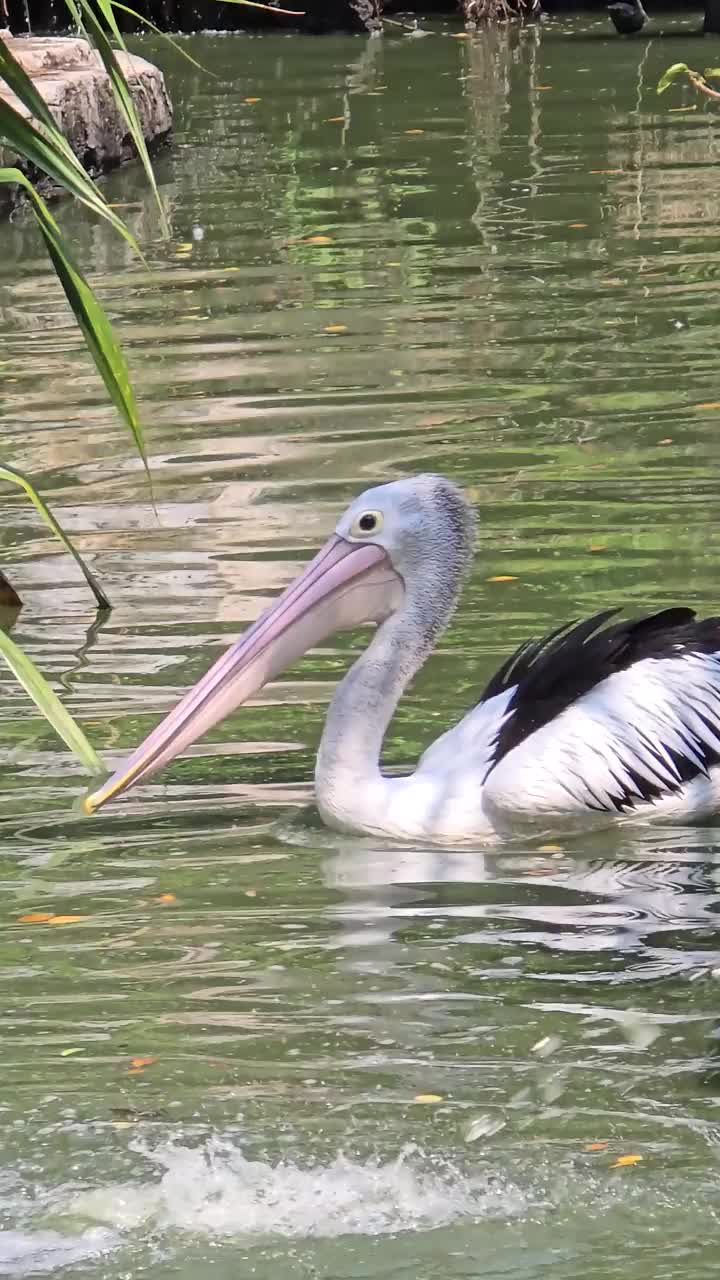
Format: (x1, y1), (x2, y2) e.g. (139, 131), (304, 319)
(83, 535), (401, 814)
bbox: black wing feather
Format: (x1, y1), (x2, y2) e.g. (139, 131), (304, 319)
(483, 606), (720, 769)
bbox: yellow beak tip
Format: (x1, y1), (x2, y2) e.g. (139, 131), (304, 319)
(81, 792), (100, 816)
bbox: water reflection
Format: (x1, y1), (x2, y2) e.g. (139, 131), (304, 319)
(4, 15), (720, 1280)
(322, 832), (720, 972)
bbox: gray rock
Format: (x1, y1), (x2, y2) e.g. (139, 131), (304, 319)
(0, 34), (172, 210)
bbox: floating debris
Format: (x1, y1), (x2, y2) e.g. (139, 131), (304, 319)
(464, 1114), (506, 1143)
(531, 1035), (562, 1059)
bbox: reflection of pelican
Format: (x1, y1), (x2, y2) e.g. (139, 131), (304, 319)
(86, 475), (720, 842)
(325, 843), (494, 889)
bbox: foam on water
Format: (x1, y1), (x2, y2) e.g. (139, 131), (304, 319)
(2, 1139), (716, 1277)
(0, 1228), (117, 1277)
(70, 1138), (522, 1240)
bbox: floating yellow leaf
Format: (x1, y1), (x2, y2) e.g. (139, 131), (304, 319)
(326, 115), (345, 122)
(611, 1153), (642, 1168)
(694, 402), (720, 410)
(414, 1093), (444, 1104)
(130, 1056), (158, 1069)
(538, 844), (563, 853)
(156, 893), (176, 904)
(450, 30), (470, 36)
(243, 96), (261, 103)
(658, 438), (673, 445)
(48, 915), (87, 925)
(17, 912), (54, 924)
(486, 575), (518, 583)
(568, 222), (587, 229)
(536, 85), (553, 91)
(324, 324), (348, 333)
(589, 544), (607, 552)
(305, 235), (333, 244)
(245, 888), (258, 898)
(584, 1141), (609, 1152)
(60, 1047), (83, 1057)
(405, 128), (425, 135)
(589, 168), (623, 175)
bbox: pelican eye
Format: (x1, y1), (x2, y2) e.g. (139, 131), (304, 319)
(352, 510), (383, 537)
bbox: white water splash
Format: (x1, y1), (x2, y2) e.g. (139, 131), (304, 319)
(71, 1138), (523, 1240)
(0, 1228), (116, 1277)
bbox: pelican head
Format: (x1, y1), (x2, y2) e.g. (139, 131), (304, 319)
(83, 474), (474, 814)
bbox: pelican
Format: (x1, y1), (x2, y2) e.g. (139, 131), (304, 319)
(84, 474), (720, 842)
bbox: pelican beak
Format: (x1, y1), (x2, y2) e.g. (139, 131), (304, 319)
(83, 536), (401, 814)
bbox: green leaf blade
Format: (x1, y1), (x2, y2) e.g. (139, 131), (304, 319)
(0, 465), (110, 610)
(211, 0), (305, 10)
(69, 0), (170, 238)
(0, 168), (151, 490)
(0, 33), (77, 151)
(0, 627), (104, 774)
(110, 3), (214, 75)
(0, 93), (140, 252)
(657, 63), (691, 94)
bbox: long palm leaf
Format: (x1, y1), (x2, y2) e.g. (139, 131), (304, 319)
(0, 465), (110, 610)
(215, 0), (306, 11)
(109, 3), (213, 74)
(0, 167), (151, 488)
(0, 625), (104, 773)
(66, 0), (170, 237)
(0, 87), (140, 252)
(0, 33), (74, 146)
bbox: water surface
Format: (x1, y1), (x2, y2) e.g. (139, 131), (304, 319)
(3, 16), (720, 1277)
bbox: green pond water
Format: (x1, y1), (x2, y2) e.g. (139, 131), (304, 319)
(4, 14), (720, 1276)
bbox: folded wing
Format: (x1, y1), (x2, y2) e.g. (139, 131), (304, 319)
(481, 609), (720, 820)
